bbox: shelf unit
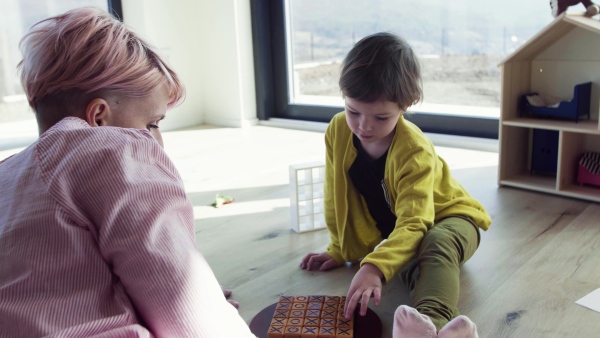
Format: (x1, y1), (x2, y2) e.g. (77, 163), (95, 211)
(498, 13), (600, 203)
(289, 162), (326, 233)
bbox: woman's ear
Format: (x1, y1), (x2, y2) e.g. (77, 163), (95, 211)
(84, 98), (111, 127)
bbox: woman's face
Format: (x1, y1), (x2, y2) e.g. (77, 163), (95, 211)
(103, 84), (170, 147)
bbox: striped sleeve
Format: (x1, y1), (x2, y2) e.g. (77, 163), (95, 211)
(46, 130), (256, 337)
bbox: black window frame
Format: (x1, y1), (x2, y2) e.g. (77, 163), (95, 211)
(107, 0), (123, 20)
(250, 0), (499, 139)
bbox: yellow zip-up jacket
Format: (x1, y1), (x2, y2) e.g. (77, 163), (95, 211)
(324, 112), (491, 283)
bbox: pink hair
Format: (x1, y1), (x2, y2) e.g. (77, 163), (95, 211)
(18, 7), (185, 111)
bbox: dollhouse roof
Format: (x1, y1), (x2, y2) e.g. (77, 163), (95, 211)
(499, 13), (600, 65)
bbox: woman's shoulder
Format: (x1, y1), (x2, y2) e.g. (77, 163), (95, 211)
(38, 117), (166, 175)
(42, 117), (157, 152)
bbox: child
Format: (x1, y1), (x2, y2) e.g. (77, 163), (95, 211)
(0, 7), (255, 338)
(300, 32), (491, 337)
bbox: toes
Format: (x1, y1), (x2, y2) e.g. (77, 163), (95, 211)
(420, 313), (434, 324)
(395, 305), (422, 322)
(439, 315), (478, 338)
(393, 305), (437, 338)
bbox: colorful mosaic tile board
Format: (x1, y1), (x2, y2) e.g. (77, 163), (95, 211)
(249, 295), (382, 338)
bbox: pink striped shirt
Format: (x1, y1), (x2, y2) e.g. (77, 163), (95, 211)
(0, 117), (256, 338)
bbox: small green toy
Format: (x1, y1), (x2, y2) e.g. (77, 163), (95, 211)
(212, 194), (234, 208)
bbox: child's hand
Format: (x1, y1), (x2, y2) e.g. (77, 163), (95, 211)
(344, 263), (383, 318)
(300, 252), (341, 271)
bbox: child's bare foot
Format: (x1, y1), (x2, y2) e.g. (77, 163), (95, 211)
(393, 305), (437, 338)
(438, 315), (478, 338)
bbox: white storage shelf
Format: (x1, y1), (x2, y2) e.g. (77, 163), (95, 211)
(289, 162), (326, 233)
(498, 13), (600, 203)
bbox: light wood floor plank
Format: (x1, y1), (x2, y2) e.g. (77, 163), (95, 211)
(469, 204), (600, 337)
(160, 125), (599, 338)
(4, 124), (596, 338)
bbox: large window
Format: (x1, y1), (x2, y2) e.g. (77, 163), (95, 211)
(0, 0), (121, 150)
(252, 0), (557, 138)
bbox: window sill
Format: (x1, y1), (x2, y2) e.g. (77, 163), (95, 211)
(259, 118), (498, 153)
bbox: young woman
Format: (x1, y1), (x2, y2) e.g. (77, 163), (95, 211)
(0, 7), (256, 338)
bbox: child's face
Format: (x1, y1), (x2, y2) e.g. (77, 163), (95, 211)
(344, 97), (403, 145)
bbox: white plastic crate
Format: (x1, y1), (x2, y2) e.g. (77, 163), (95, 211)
(289, 161), (326, 233)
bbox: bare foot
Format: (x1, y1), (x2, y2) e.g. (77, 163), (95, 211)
(227, 299), (240, 309)
(392, 305), (437, 338)
(438, 315), (478, 338)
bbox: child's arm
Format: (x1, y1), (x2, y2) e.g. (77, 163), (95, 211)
(344, 263), (384, 318)
(300, 126), (345, 270)
(361, 144), (436, 282)
(344, 144), (437, 318)
(323, 126), (345, 264)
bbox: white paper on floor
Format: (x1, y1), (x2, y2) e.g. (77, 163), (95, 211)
(576, 288), (600, 313)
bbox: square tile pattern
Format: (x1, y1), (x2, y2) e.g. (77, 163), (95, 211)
(289, 163), (326, 233)
(267, 295), (354, 338)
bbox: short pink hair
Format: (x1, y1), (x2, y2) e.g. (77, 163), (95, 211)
(18, 7), (185, 112)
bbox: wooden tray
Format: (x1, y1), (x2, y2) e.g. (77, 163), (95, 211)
(249, 302), (382, 338)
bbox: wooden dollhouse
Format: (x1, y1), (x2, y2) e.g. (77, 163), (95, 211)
(498, 13), (600, 202)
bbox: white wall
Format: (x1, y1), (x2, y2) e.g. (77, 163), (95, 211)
(533, 27), (600, 120)
(122, 0), (257, 130)
(196, 0), (258, 127)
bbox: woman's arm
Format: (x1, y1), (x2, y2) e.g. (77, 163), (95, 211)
(67, 135), (256, 337)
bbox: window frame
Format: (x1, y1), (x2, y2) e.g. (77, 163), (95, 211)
(250, 0), (499, 139)
(107, 0), (123, 20)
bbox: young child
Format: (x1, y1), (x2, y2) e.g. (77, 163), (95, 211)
(0, 7), (256, 338)
(300, 32), (491, 337)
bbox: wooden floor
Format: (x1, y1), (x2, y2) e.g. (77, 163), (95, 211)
(161, 124), (600, 338)
(2, 124), (599, 337)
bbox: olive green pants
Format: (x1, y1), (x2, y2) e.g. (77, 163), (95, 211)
(399, 216), (480, 331)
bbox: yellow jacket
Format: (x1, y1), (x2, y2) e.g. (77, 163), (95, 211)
(324, 112), (491, 283)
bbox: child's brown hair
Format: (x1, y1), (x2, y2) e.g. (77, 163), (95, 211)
(339, 32), (422, 111)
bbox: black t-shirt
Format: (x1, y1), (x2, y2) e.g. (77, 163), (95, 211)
(348, 135), (397, 239)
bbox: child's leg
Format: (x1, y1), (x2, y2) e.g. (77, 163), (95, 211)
(399, 217), (479, 331)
